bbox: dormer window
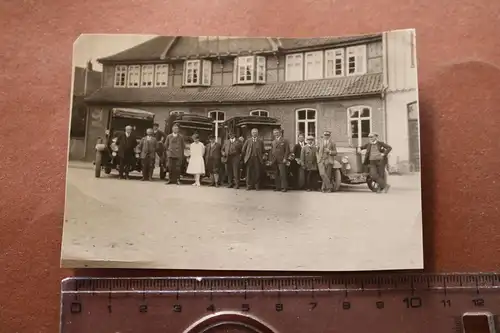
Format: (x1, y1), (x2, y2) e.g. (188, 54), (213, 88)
(233, 56), (266, 84)
(114, 65), (127, 87)
(127, 65), (141, 87)
(184, 60), (212, 86)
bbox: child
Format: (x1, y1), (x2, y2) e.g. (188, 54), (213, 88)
(186, 133), (205, 186)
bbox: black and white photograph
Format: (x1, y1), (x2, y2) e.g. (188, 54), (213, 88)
(62, 30), (422, 270)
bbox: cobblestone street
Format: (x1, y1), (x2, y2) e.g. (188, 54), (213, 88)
(61, 163), (423, 271)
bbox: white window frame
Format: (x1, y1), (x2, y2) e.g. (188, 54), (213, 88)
(154, 64), (169, 87)
(169, 110), (186, 116)
(285, 53), (304, 81)
(256, 56), (266, 83)
(140, 65), (154, 87)
(184, 60), (201, 86)
(208, 110), (226, 141)
(236, 56), (255, 84)
(295, 108), (317, 143)
(325, 48), (345, 78)
(114, 65), (128, 87)
(202, 60), (212, 86)
(346, 45), (367, 76)
(249, 110), (269, 117)
(127, 65), (141, 88)
(347, 105), (372, 147)
(304, 51), (324, 80)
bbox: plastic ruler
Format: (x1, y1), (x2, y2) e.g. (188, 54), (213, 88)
(60, 274), (500, 333)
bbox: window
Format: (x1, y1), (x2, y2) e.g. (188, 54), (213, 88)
(285, 54), (303, 81)
(305, 51), (323, 80)
(250, 110), (269, 117)
(141, 65), (154, 87)
(325, 48), (344, 78)
(296, 108), (317, 141)
(169, 110), (185, 116)
(114, 65), (127, 87)
(346, 45), (367, 76)
(127, 65), (141, 87)
(155, 64), (169, 87)
(202, 60), (212, 85)
(256, 56), (266, 83)
(237, 56), (254, 83)
(233, 56), (266, 84)
(184, 60), (211, 86)
(208, 110), (226, 140)
(347, 106), (372, 147)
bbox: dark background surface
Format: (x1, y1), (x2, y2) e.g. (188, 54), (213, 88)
(1, 0), (500, 332)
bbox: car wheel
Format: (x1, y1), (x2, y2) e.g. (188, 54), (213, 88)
(94, 152), (102, 178)
(331, 168), (341, 192)
(367, 170), (388, 192)
(104, 166), (112, 174)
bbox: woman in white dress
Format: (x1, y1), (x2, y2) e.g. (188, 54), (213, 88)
(186, 133), (205, 186)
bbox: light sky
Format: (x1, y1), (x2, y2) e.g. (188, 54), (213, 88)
(73, 34), (158, 71)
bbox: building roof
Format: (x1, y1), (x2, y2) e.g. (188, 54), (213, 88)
(97, 34), (382, 63)
(85, 73), (383, 105)
(73, 67), (102, 96)
(278, 34), (382, 51)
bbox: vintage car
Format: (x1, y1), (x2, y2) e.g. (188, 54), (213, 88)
(335, 146), (387, 192)
(161, 113), (214, 178)
(94, 108), (155, 178)
(220, 115), (287, 186)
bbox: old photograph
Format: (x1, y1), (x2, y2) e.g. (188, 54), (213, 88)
(62, 30), (423, 270)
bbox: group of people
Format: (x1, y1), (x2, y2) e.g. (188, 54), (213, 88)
(116, 122), (393, 194)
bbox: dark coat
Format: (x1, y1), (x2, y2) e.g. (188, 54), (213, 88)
(222, 138), (243, 157)
(116, 132), (138, 158)
(164, 133), (185, 159)
(360, 141), (392, 165)
(205, 142), (222, 161)
(293, 142), (305, 158)
(153, 129), (166, 143)
(300, 144), (318, 170)
(138, 136), (158, 159)
(270, 137), (291, 164)
(241, 137), (265, 164)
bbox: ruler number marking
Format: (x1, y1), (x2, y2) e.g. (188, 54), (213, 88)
(441, 299), (451, 307)
(242, 304), (250, 312)
(376, 301), (385, 309)
(342, 301), (351, 310)
(139, 304), (148, 313)
(70, 302), (82, 314)
(173, 304), (182, 313)
(309, 302), (318, 311)
(275, 303), (284, 312)
(403, 297), (422, 309)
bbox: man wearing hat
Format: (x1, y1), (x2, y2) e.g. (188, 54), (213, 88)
(205, 134), (222, 187)
(222, 131), (243, 189)
(358, 132), (392, 193)
(300, 135), (319, 191)
(316, 130), (337, 192)
(270, 128), (291, 192)
(164, 123), (185, 185)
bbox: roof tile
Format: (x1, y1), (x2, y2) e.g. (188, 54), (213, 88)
(85, 73), (383, 104)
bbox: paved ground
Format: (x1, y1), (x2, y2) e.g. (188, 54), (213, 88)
(61, 162), (423, 271)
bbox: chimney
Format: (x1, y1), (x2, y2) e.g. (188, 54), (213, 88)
(86, 60), (93, 72)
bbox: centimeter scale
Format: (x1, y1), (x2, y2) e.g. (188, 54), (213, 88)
(61, 273), (500, 333)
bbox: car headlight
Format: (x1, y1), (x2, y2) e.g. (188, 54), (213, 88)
(341, 156), (349, 164)
(112, 152), (117, 157)
(266, 161), (272, 166)
(135, 153), (140, 158)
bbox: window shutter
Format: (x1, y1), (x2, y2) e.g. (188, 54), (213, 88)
(355, 45), (367, 75)
(335, 48), (345, 77)
(233, 58), (238, 84)
(195, 61), (201, 84)
(183, 61), (187, 85)
(325, 50), (334, 78)
(256, 56), (266, 83)
(202, 60), (212, 85)
(285, 55), (293, 81)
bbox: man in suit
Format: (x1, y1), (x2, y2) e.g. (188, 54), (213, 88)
(137, 128), (158, 181)
(316, 130), (337, 192)
(270, 128), (291, 192)
(292, 133), (306, 190)
(164, 123), (185, 185)
(116, 125), (138, 179)
(205, 134), (222, 187)
(300, 135), (319, 191)
(358, 132), (393, 193)
(222, 131), (243, 189)
(241, 128), (264, 190)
